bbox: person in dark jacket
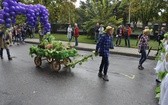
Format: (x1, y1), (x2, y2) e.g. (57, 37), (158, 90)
(115, 25), (123, 46)
(96, 26), (114, 81)
(94, 23), (100, 42)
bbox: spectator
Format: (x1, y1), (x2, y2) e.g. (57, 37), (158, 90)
(0, 28), (12, 60)
(21, 24), (27, 43)
(38, 29), (44, 43)
(110, 28), (114, 49)
(67, 24), (73, 42)
(138, 29), (150, 70)
(94, 23), (100, 42)
(98, 24), (104, 39)
(16, 25), (22, 45)
(96, 26), (114, 81)
(74, 23), (79, 46)
(123, 24), (132, 47)
(158, 27), (166, 46)
(115, 25), (123, 46)
(12, 25), (17, 45)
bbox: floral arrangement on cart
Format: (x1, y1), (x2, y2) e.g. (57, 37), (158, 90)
(30, 35), (96, 72)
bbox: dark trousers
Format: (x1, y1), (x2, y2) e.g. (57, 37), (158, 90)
(110, 36), (114, 49)
(125, 36), (130, 47)
(0, 48), (11, 59)
(116, 36), (122, 46)
(99, 56), (109, 75)
(75, 37), (78, 46)
(139, 49), (147, 65)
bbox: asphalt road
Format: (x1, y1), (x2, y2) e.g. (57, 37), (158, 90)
(0, 44), (158, 105)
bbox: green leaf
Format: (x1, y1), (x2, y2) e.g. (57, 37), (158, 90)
(155, 86), (161, 94)
(155, 93), (160, 99)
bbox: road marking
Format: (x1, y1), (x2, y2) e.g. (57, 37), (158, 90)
(111, 71), (135, 79)
(120, 73), (135, 79)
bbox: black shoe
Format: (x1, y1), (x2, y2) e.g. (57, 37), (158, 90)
(103, 75), (109, 81)
(98, 72), (103, 77)
(138, 65), (144, 70)
(1, 57), (3, 59)
(8, 57), (12, 61)
(156, 79), (161, 83)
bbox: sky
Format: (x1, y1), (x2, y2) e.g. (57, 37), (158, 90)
(75, 0), (86, 8)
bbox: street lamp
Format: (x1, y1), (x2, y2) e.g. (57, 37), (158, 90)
(128, 2), (131, 24)
(68, 0), (71, 23)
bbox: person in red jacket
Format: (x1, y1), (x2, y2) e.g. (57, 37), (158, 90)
(123, 24), (132, 47)
(74, 23), (79, 46)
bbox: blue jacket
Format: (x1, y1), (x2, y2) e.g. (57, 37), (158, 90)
(96, 33), (111, 57)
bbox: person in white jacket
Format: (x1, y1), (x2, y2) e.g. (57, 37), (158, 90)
(67, 24), (73, 42)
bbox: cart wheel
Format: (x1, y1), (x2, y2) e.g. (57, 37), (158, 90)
(51, 60), (61, 72)
(47, 58), (52, 63)
(34, 56), (42, 67)
(63, 58), (72, 67)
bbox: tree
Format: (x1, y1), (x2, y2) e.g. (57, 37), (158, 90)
(18, 0), (77, 23)
(122, 0), (164, 27)
(78, 0), (123, 35)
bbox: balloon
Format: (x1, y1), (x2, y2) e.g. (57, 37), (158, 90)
(10, 12), (15, 16)
(12, 19), (16, 24)
(6, 24), (11, 28)
(4, 13), (10, 17)
(15, 6), (20, 12)
(0, 19), (5, 24)
(6, 18), (11, 23)
(2, 2), (8, 7)
(10, 6), (15, 11)
(0, 10), (4, 14)
(30, 17), (34, 20)
(1, 0), (51, 32)
(4, 7), (10, 12)
(36, 12), (39, 16)
(0, 14), (3, 19)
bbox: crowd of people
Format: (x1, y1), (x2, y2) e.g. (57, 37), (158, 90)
(66, 23), (79, 46)
(94, 23), (132, 48)
(0, 24), (36, 60)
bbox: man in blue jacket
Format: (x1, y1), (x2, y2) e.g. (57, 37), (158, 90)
(96, 26), (113, 81)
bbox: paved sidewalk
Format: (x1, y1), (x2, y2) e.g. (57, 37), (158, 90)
(25, 38), (157, 60)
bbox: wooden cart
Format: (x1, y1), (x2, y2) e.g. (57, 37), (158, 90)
(34, 56), (72, 72)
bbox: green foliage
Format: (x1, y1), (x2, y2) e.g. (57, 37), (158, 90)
(155, 86), (161, 94)
(30, 35), (78, 59)
(30, 35), (96, 68)
(155, 71), (168, 100)
(15, 15), (26, 25)
(77, 0), (123, 35)
(125, 0), (164, 27)
(158, 71), (168, 80)
(155, 93), (160, 100)
(155, 86), (160, 100)
(67, 52), (96, 68)
(164, 32), (168, 39)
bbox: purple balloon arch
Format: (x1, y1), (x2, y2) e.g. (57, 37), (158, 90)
(0, 0), (51, 34)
